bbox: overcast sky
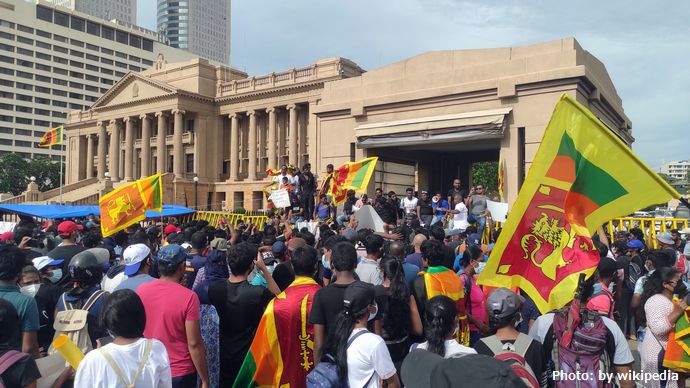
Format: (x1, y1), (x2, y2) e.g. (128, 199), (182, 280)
(138, 0), (689, 170)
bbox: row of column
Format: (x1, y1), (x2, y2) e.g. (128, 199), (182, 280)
(228, 104), (300, 181)
(86, 109), (186, 181)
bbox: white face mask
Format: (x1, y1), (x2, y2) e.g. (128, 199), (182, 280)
(368, 303), (379, 322)
(20, 283), (41, 298)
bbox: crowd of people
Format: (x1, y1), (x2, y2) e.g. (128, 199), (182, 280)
(0, 179), (689, 387)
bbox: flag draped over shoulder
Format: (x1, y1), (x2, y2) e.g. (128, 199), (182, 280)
(423, 266), (470, 346)
(477, 93), (679, 313)
(38, 125), (63, 147)
(664, 309), (690, 372)
(99, 174), (163, 237)
(233, 277), (321, 388)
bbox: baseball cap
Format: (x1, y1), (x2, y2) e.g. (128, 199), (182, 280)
(157, 244), (187, 268)
(0, 232), (14, 242)
(32, 256), (64, 271)
(487, 288), (525, 321)
(402, 351), (527, 388)
(598, 257), (625, 278)
(210, 238), (228, 252)
(272, 241), (287, 258)
(626, 239), (644, 249)
(164, 224), (181, 235)
(657, 232), (675, 246)
(467, 233), (482, 246)
(343, 281), (375, 314)
(122, 243), (151, 276)
(57, 220), (83, 237)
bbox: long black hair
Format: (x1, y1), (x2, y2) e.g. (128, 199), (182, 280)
(460, 244), (483, 269)
(329, 306), (369, 379)
(379, 256), (410, 339)
(424, 295), (457, 357)
(639, 266), (680, 326)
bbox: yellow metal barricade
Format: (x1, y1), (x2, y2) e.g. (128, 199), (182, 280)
(606, 218), (688, 249)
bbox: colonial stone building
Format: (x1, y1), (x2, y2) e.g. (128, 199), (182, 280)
(61, 37), (632, 211)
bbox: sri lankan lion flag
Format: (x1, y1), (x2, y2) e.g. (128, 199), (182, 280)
(99, 174), (163, 237)
(38, 125), (63, 147)
(321, 157), (378, 205)
(424, 266), (471, 346)
(477, 93), (679, 313)
(233, 277), (321, 388)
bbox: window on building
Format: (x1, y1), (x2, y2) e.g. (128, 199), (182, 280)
(35, 63), (50, 72)
(54, 11), (69, 27)
(33, 129), (46, 136)
(0, 127), (11, 134)
(115, 30), (128, 44)
(16, 71), (33, 79)
(15, 140), (32, 148)
(16, 82), (32, 90)
(0, 139), (11, 145)
(85, 74), (99, 82)
(100, 68), (113, 75)
(101, 26), (114, 41)
(0, 80), (13, 87)
(36, 6), (53, 22)
(85, 84), (98, 92)
(69, 103), (82, 110)
(86, 21), (100, 36)
(100, 47), (113, 55)
(53, 34), (67, 43)
(85, 64), (99, 72)
(36, 41), (51, 50)
(53, 67), (67, 75)
(52, 100), (67, 107)
(70, 49), (84, 58)
(185, 154), (194, 173)
(142, 59), (153, 66)
(129, 65), (141, 72)
(15, 129), (31, 136)
(16, 47), (33, 56)
(101, 78), (113, 85)
(35, 86), (50, 94)
(51, 111), (66, 118)
(186, 119), (194, 132)
(36, 52), (50, 60)
(16, 36), (33, 45)
(0, 91), (13, 98)
(35, 97), (50, 105)
(52, 89), (67, 97)
(53, 57), (67, 65)
(53, 45), (68, 53)
(114, 71), (125, 77)
(100, 88), (108, 93)
(15, 105), (32, 113)
(100, 57), (113, 65)
(0, 103), (12, 110)
(115, 61), (127, 69)
(115, 51), (127, 59)
(16, 117), (32, 124)
(0, 31), (14, 40)
(84, 95), (97, 102)
(0, 55), (12, 64)
(0, 43), (14, 52)
(70, 71), (84, 79)
(69, 81), (83, 89)
(35, 108), (50, 116)
(129, 34), (141, 49)
(53, 78), (67, 86)
(17, 59), (33, 68)
(69, 60), (84, 68)
(36, 30), (51, 38)
(69, 92), (82, 99)
(85, 53), (98, 61)
(70, 17), (85, 32)
(17, 25), (33, 34)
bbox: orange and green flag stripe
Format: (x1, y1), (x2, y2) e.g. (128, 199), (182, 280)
(137, 174), (163, 211)
(38, 125), (63, 147)
(424, 266), (464, 300)
(99, 174), (163, 237)
(334, 157), (378, 192)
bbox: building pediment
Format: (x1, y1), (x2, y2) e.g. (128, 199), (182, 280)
(90, 72), (180, 110)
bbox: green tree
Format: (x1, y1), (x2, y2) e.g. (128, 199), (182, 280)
(471, 161), (499, 192)
(0, 154), (62, 196)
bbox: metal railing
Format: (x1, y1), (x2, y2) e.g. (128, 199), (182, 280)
(606, 217), (689, 249)
(183, 211), (270, 231)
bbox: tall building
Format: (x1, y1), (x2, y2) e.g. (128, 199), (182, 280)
(45, 0), (137, 24)
(661, 160), (690, 180)
(157, 0), (231, 65)
(0, 0), (227, 161)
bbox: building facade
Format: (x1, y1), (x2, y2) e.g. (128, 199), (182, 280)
(661, 160), (689, 181)
(157, 0), (231, 65)
(61, 38), (632, 210)
(46, 0), (137, 24)
(0, 0), (227, 161)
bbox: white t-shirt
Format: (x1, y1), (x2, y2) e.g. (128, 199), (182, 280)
(75, 338), (172, 388)
(452, 203), (470, 231)
(401, 197), (418, 214)
(528, 312), (634, 366)
(347, 329), (397, 388)
(414, 339), (477, 357)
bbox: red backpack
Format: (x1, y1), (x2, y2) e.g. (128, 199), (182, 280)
(480, 333), (540, 388)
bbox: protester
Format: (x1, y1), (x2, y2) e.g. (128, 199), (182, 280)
(411, 295), (476, 357)
(449, 194), (470, 232)
(386, 241), (420, 290)
(0, 299), (41, 387)
(310, 241), (359, 365)
(115, 243), (156, 291)
(314, 194), (332, 221)
(446, 178), (467, 209)
(137, 244), (209, 388)
(404, 234), (426, 270)
(186, 232), (209, 287)
(208, 242), (277, 387)
(47, 220), (87, 288)
(639, 267), (686, 388)
(632, 250), (676, 343)
(474, 288), (547, 387)
(356, 234), (384, 285)
(430, 193), (450, 226)
(457, 245), (489, 345)
(587, 257), (623, 318)
(298, 163), (317, 221)
(465, 185), (489, 236)
(18, 265), (62, 352)
(0, 245), (39, 357)
(401, 188), (418, 216)
(374, 257), (423, 371)
(416, 191), (434, 227)
(329, 281), (400, 387)
(75, 289), (172, 387)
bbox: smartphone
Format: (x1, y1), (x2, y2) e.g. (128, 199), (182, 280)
(262, 251), (276, 265)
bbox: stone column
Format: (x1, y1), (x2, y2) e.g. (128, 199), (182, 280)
(287, 104), (299, 166)
(123, 117), (134, 181)
(108, 119), (120, 181)
(85, 134), (94, 179)
(172, 109), (185, 178)
(247, 110), (257, 181)
(266, 107), (277, 169)
(97, 121), (107, 179)
(229, 113), (239, 181)
(140, 114), (151, 177)
(155, 112), (167, 173)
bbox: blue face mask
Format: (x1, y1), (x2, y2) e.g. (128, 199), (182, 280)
(48, 269), (62, 284)
(321, 255), (330, 270)
(475, 261), (486, 275)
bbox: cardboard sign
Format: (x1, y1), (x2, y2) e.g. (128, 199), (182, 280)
(353, 205), (385, 233)
(487, 200), (509, 222)
(269, 189), (291, 208)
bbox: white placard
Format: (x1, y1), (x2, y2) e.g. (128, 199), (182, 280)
(268, 189), (291, 208)
(36, 354), (65, 388)
(353, 205), (385, 233)
(487, 200), (509, 223)
(0, 222), (15, 233)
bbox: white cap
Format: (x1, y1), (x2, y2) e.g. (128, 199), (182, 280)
(122, 244), (151, 276)
(32, 256), (64, 271)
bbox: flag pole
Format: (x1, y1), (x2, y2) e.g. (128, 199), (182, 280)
(59, 145), (64, 204)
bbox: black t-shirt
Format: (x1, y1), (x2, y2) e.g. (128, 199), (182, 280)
(376, 204), (396, 225)
(374, 285), (409, 342)
(208, 280), (274, 386)
(34, 283), (63, 350)
(442, 245), (455, 270)
(418, 199), (433, 216)
(46, 245), (86, 289)
(0, 347), (41, 387)
(474, 336), (547, 388)
(298, 172), (316, 194)
(447, 188), (468, 206)
(411, 275), (428, 318)
(309, 282), (352, 350)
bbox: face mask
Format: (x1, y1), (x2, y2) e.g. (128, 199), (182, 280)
(368, 303), (379, 322)
(645, 263), (652, 272)
(475, 261), (486, 275)
(20, 284), (40, 298)
(48, 269), (62, 284)
(674, 282), (688, 297)
(321, 255), (330, 270)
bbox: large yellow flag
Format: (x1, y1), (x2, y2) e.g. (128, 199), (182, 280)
(99, 174), (163, 237)
(478, 94), (680, 313)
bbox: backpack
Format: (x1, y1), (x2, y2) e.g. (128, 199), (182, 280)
(48, 290), (107, 356)
(589, 286), (615, 319)
(99, 339), (153, 388)
(545, 310), (615, 388)
(306, 330), (371, 388)
(481, 334), (540, 388)
(0, 350), (28, 388)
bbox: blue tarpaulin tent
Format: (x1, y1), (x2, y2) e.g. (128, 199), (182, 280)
(0, 204), (195, 219)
